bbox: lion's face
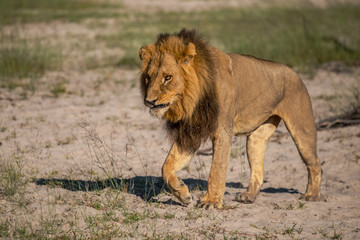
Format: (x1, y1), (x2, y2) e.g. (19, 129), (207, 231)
(139, 39), (198, 121)
(141, 53), (185, 119)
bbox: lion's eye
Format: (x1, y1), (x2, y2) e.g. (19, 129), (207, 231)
(145, 74), (150, 84)
(164, 75), (172, 83)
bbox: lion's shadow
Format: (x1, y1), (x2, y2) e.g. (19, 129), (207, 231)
(35, 176), (243, 202)
(35, 177), (300, 203)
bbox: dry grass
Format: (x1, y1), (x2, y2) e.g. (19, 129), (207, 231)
(0, 1), (358, 239)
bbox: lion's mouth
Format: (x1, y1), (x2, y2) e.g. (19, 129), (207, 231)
(151, 103), (170, 110)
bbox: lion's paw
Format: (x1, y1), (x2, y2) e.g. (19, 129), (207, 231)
(300, 193), (324, 202)
(178, 194), (193, 205)
(171, 186), (192, 205)
(234, 192), (256, 204)
(197, 192), (223, 209)
(197, 201), (222, 210)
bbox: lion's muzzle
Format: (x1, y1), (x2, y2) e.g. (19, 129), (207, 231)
(144, 99), (170, 118)
(144, 98), (157, 108)
(144, 99), (170, 109)
(151, 103), (170, 109)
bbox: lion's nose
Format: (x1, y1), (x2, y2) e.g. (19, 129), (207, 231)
(145, 98), (158, 107)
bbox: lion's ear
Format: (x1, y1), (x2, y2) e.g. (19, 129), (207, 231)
(139, 44), (155, 62)
(139, 44), (155, 72)
(183, 42), (196, 65)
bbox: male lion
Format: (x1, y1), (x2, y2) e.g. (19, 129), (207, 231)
(139, 29), (322, 209)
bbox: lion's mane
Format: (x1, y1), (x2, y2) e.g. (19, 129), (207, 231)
(144, 29), (219, 153)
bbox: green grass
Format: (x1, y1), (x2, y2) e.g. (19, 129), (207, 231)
(204, 6), (360, 68)
(0, 32), (62, 90)
(96, 5), (360, 70)
(0, 0), (122, 25)
(50, 83), (67, 98)
(1, 3), (358, 92)
(0, 155), (26, 198)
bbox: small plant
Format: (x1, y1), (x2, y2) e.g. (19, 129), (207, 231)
(297, 200), (306, 209)
(102, 210), (119, 222)
(331, 231), (343, 240)
(318, 227), (342, 240)
(0, 154), (27, 198)
(286, 203), (294, 210)
(91, 199), (102, 210)
(282, 223), (303, 236)
(273, 200), (306, 210)
(79, 121), (136, 179)
(185, 209), (202, 220)
(328, 223), (343, 240)
(0, 219), (10, 238)
(164, 213), (175, 219)
(123, 211), (144, 224)
(103, 189), (126, 210)
(50, 83), (67, 97)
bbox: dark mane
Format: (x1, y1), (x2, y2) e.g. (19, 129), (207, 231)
(163, 29), (219, 153)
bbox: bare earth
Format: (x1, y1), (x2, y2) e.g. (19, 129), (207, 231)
(1, 1), (360, 239)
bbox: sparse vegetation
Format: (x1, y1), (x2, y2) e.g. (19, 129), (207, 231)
(0, 152), (27, 198)
(0, 0), (359, 239)
(317, 223), (343, 240)
(0, 0), (122, 25)
(273, 200), (307, 210)
(1, 2), (359, 93)
(50, 83), (67, 98)
(0, 31), (62, 91)
(96, 5), (360, 70)
(282, 223), (303, 236)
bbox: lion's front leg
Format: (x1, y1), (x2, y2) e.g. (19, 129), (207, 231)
(162, 143), (194, 205)
(198, 128), (232, 209)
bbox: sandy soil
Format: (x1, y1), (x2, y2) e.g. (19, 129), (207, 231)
(0, 1), (359, 239)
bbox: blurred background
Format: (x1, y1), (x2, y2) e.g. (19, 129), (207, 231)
(0, 1), (359, 239)
(1, 0), (359, 91)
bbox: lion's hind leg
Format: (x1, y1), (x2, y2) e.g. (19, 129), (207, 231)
(235, 116), (281, 203)
(276, 86), (323, 201)
(280, 111), (322, 201)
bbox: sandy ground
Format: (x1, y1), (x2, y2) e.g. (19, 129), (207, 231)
(1, 1), (360, 239)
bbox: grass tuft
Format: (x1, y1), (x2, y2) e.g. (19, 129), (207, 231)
(0, 32), (62, 90)
(0, 154), (26, 198)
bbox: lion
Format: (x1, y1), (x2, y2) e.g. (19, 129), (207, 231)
(138, 29), (322, 209)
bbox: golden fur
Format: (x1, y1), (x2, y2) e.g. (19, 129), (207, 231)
(139, 29), (322, 209)
(139, 29), (218, 153)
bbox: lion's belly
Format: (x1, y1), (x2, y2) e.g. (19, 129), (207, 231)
(232, 112), (273, 136)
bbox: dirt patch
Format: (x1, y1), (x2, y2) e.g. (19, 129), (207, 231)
(0, 1), (359, 239)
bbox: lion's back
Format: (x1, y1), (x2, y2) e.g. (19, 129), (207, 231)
(228, 53), (306, 101)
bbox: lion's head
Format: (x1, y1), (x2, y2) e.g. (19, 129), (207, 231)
(139, 29), (218, 152)
(139, 29), (214, 123)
